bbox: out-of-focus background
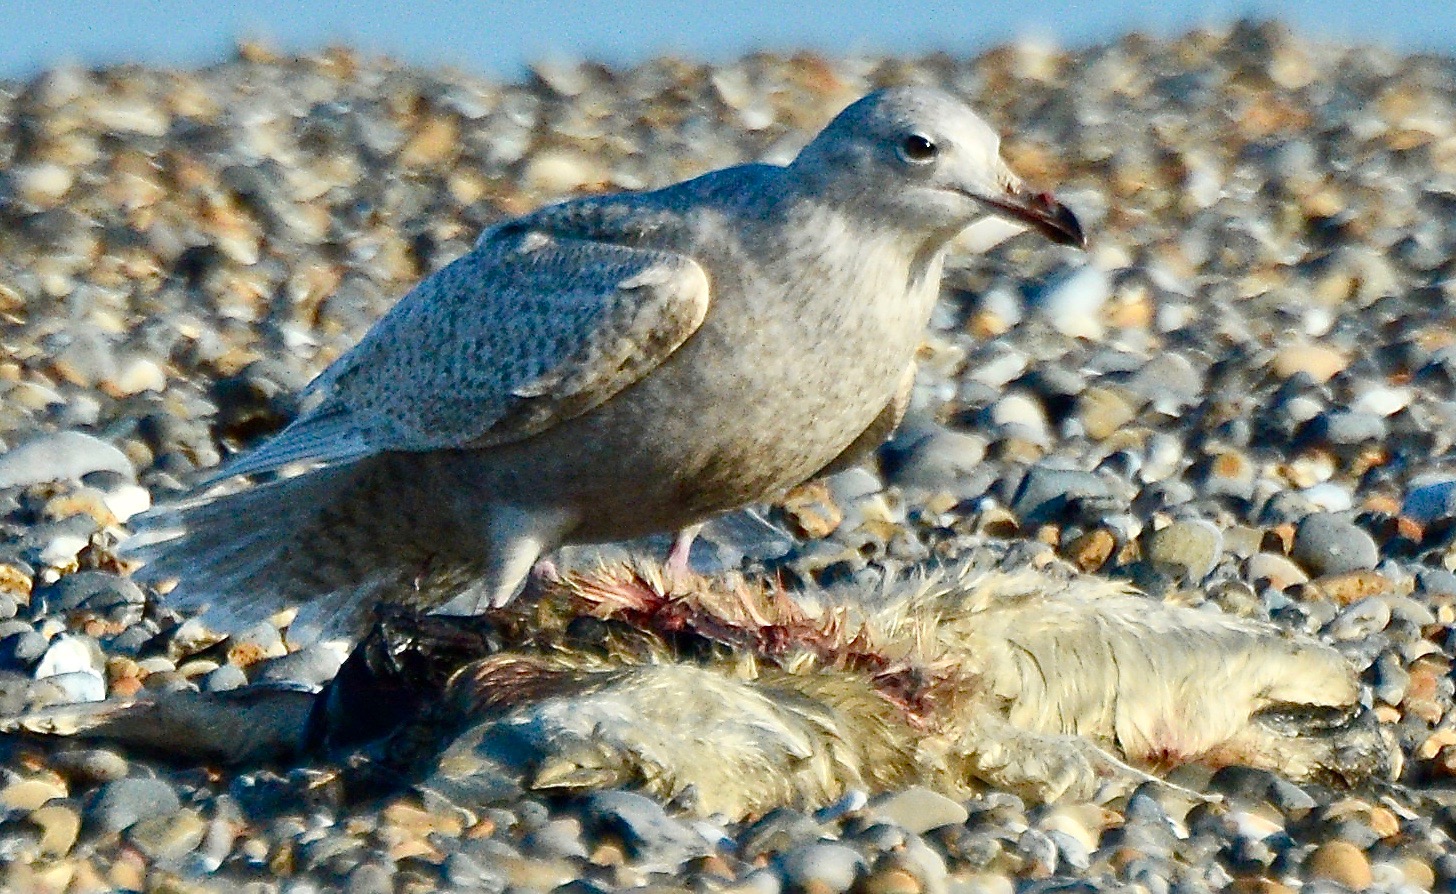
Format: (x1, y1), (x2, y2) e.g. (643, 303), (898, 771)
(3, 0), (1452, 79)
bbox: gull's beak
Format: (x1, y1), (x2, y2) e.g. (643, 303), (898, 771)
(981, 183), (1087, 249)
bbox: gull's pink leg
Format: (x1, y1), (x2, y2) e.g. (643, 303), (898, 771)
(666, 523), (704, 578)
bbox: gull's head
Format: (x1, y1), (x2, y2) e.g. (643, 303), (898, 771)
(791, 87), (1086, 250)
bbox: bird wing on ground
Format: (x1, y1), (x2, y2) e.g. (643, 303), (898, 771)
(203, 227), (712, 483)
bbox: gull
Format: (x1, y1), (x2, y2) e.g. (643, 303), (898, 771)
(125, 86), (1085, 641)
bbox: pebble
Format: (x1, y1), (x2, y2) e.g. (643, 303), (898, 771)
(87, 778), (182, 834)
(1076, 387), (1139, 441)
(774, 842), (866, 894)
(1193, 449), (1256, 501)
(1010, 466), (1111, 525)
(1142, 519), (1223, 581)
(0, 431), (134, 489)
(253, 642), (351, 688)
(1031, 264), (1110, 339)
(869, 787), (970, 833)
(125, 808), (208, 862)
(1272, 344), (1348, 383)
(1291, 513), (1379, 575)
(886, 428), (989, 496)
(1306, 840), (1374, 890)
(580, 790), (708, 867)
(34, 635), (104, 682)
(1403, 479), (1456, 525)
(28, 802), (82, 857)
(983, 393), (1051, 447)
(51, 749), (129, 786)
(1245, 553), (1310, 590)
(0, 778), (68, 811)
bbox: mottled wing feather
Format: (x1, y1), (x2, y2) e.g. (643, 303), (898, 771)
(206, 228), (710, 481)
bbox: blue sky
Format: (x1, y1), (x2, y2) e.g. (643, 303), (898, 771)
(0, 0), (1451, 80)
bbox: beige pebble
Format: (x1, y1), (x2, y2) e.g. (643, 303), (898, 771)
(1064, 527), (1116, 573)
(29, 803), (81, 857)
(127, 808), (208, 862)
(1245, 553), (1308, 590)
(1315, 570), (1393, 606)
(523, 149), (608, 196)
(13, 163), (75, 205)
(0, 562), (33, 601)
(1387, 856), (1436, 890)
(32, 861), (75, 892)
(1272, 343), (1348, 383)
(103, 356), (168, 397)
(1418, 727), (1456, 760)
(1077, 386), (1138, 441)
(43, 487), (118, 527)
(782, 481), (844, 539)
(1368, 806), (1400, 839)
(860, 867), (921, 894)
(1307, 840), (1373, 890)
(64, 858), (112, 894)
(399, 115), (461, 168)
(107, 849), (147, 891)
(0, 779), (68, 812)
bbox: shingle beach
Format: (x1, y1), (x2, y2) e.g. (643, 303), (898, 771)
(3, 21), (1456, 894)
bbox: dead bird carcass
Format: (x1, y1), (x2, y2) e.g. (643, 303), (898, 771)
(7, 562), (1397, 818)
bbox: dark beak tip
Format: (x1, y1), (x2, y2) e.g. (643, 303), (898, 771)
(1047, 201), (1087, 250)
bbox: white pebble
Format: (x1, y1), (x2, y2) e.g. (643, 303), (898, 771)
(1034, 264), (1109, 339)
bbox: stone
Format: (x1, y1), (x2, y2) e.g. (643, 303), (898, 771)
(1306, 840), (1373, 890)
(0, 431), (134, 489)
(87, 778), (182, 834)
(868, 787), (969, 834)
(774, 842), (866, 894)
(1142, 519), (1223, 581)
(1291, 513), (1379, 575)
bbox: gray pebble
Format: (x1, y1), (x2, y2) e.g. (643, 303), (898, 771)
(52, 748), (130, 786)
(203, 663), (249, 692)
(522, 817), (590, 860)
(1403, 479), (1456, 525)
(0, 629), (48, 670)
(88, 777), (182, 834)
(443, 851), (507, 891)
(774, 842), (866, 894)
(1010, 466), (1111, 525)
(34, 571), (147, 614)
(1303, 409), (1387, 447)
(580, 789), (708, 867)
(1125, 351), (1203, 412)
(346, 863), (395, 894)
(886, 428), (989, 494)
(1292, 513), (1379, 575)
(0, 431), (134, 488)
(1143, 519), (1224, 581)
(253, 642), (350, 689)
(741, 808), (829, 859)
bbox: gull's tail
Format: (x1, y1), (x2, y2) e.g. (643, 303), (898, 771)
(122, 456), (445, 644)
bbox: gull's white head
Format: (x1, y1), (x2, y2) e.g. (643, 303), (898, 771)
(791, 86), (1085, 250)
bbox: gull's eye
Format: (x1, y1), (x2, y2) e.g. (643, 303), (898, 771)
(899, 133), (938, 163)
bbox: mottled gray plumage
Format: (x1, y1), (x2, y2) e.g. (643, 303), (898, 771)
(125, 87), (1084, 641)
